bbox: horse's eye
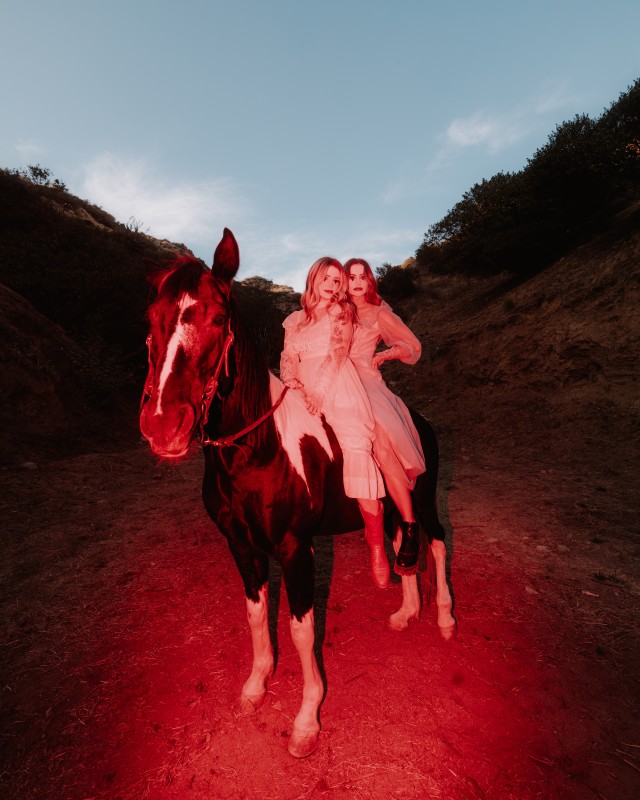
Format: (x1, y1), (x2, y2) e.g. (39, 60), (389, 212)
(213, 314), (226, 327)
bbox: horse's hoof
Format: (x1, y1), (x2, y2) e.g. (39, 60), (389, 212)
(438, 620), (458, 641)
(388, 611), (419, 632)
(288, 727), (319, 758)
(237, 691), (266, 715)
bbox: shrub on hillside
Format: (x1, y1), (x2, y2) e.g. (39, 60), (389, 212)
(376, 261), (417, 300)
(416, 78), (640, 278)
(9, 163), (67, 191)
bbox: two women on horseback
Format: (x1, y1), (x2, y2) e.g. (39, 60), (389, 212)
(280, 256), (425, 588)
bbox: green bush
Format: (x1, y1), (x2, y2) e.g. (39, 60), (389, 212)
(376, 262), (417, 300)
(416, 78), (640, 278)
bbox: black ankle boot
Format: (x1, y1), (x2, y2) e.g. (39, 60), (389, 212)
(394, 521), (419, 576)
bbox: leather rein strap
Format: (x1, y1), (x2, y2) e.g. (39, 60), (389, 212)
(201, 384), (289, 449)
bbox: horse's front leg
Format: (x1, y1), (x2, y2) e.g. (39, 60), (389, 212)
(289, 609), (323, 758)
(282, 541), (323, 758)
(226, 541), (274, 713)
(239, 583), (274, 713)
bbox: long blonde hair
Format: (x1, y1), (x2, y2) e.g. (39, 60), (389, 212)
(300, 257), (353, 324)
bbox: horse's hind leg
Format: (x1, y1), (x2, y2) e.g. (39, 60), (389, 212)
(414, 484), (456, 639)
(407, 411), (457, 639)
(429, 540), (456, 639)
(389, 575), (421, 631)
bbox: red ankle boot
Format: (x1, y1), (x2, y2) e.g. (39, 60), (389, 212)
(360, 505), (390, 589)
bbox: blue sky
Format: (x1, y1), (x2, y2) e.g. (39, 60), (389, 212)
(2, 0), (638, 290)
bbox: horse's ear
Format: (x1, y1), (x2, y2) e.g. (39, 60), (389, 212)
(212, 228), (240, 285)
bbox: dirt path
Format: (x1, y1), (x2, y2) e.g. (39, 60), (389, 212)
(1, 437), (639, 800)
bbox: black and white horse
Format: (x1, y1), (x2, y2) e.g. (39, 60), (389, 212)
(139, 228), (454, 758)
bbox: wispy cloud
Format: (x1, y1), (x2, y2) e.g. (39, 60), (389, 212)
(444, 112), (525, 153)
(76, 152), (419, 293)
(80, 153), (249, 245)
(16, 139), (45, 160)
(234, 224), (421, 292)
(438, 85), (577, 162)
(381, 86), (580, 208)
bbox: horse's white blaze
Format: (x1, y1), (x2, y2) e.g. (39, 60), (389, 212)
(270, 373), (333, 494)
(155, 294), (197, 414)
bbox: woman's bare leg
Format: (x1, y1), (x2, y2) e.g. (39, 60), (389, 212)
(383, 473), (415, 522)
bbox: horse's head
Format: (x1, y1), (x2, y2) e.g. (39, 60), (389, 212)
(139, 228), (240, 458)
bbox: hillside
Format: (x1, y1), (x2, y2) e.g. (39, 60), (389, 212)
(1, 167), (638, 480)
(386, 201), (639, 483)
(0, 170), (297, 463)
(2, 177), (640, 799)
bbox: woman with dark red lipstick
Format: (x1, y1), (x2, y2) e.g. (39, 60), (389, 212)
(344, 258), (425, 576)
(344, 257), (456, 634)
(280, 257), (388, 584)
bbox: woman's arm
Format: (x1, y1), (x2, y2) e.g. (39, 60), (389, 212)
(372, 305), (421, 368)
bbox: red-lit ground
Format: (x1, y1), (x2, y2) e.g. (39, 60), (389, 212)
(2, 425), (638, 800)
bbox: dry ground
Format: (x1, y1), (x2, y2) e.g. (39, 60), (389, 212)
(1, 409), (638, 800)
(2, 206), (639, 799)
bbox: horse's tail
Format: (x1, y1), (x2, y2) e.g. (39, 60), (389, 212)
(409, 409), (445, 542)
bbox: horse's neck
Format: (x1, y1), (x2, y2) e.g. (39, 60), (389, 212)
(218, 334), (273, 436)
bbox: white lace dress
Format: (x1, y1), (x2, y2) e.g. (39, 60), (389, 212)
(280, 305), (385, 500)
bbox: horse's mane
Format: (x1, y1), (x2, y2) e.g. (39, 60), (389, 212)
(222, 296), (276, 458)
(151, 254), (207, 301)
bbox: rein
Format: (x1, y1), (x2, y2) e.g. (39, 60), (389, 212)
(201, 384), (289, 449)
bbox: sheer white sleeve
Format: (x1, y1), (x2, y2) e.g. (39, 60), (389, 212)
(376, 305), (421, 365)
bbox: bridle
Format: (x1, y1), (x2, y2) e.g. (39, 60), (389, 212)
(198, 320), (235, 444)
(142, 315), (288, 450)
(199, 318), (290, 448)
